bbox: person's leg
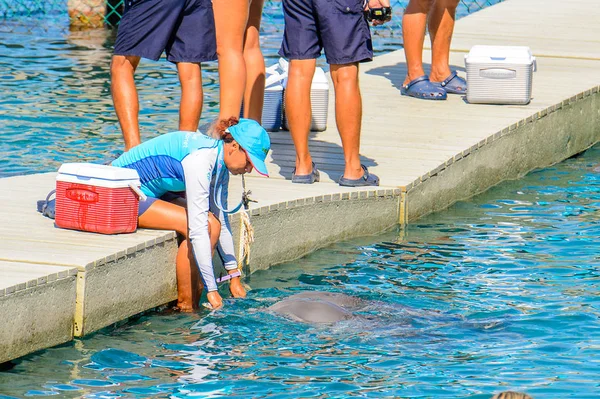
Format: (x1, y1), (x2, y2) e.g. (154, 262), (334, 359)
(213, 0), (250, 120)
(242, 0), (266, 123)
(428, 0), (459, 82)
(138, 200), (200, 311)
(176, 62), (203, 132)
(402, 0), (433, 85)
(111, 55), (141, 151)
(207, 212), (221, 252)
(286, 59), (317, 176)
(112, 0), (189, 149)
(330, 63), (363, 180)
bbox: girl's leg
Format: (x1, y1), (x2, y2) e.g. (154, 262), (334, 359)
(213, 0), (250, 120)
(242, 0), (266, 123)
(138, 200), (200, 311)
(207, 212), (221, 251)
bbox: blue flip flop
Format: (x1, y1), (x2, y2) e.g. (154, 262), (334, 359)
(339, 165), (380, 187)
(401, 75), (447, 100)
(432, 71), (467, 94)
(292, 162), (320, 184)
(37, 189), (56, 219)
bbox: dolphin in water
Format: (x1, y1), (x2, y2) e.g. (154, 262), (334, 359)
(267, 291), (367, 324)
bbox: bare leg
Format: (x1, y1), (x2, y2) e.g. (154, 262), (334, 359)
(330, 63), (363, 180)
(242, 0), (266, 123)
(177, 62), (203, 132)
(111, 55), (141, 150)
(138, 200), (200, 311)
(402, 0), (433, 85)
(428, 0), (459, 82)
(213, 0), (250, 120)
(286, 59), (316, 176)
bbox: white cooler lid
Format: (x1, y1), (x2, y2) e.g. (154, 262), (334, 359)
(57, 163), (141, 187)
(466, 45), (534, 65)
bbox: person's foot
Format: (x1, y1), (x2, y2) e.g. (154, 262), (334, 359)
(175, 302), (196, 312)
(401, 75), (447, 100)
(292, 162), (320, 184)
(339, 165), (380, 187)
(431, 71), (467, 94)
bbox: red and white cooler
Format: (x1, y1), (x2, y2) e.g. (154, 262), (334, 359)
(55, 163), (145, 234)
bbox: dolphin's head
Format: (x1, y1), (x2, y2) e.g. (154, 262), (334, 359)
(268, 297), (353, 324)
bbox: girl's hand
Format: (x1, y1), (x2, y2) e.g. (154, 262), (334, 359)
(229, 275), (247, 298)
(207, 291), (223, 309)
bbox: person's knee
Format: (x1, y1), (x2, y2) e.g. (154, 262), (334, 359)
(435, 0), (459, 11)
(289, 60), (317, 81)
(408, 0), (434, 13)
(330, 63), (359, 86)
(177, 62), (202, 85)
(110, 55), (139, 75)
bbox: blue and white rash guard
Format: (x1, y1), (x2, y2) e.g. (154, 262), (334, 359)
(112, 131), (237, 292)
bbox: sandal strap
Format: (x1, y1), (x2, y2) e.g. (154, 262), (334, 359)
(42, 189), (56, 213)
(404, 75), (430, 90)
(440, 71), (458, 87)
(361, 165), (369, 180)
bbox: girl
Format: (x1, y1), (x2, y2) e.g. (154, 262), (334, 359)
(112, 118), (270, 310)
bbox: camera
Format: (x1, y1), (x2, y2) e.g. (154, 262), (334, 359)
(364, 7), (392, 22)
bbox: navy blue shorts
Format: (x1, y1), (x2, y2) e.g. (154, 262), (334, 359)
(114, 0), (217, 63)
(278, 0), (373, 65)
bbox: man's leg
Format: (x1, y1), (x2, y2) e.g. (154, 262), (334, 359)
(177, 62), (203, 132)
(330, 62), (363, 180)
(286, 59), (316, 176)
(111, 55), (141, 151)
(402, 0), (433, 85)
(428, 0), (459, 82)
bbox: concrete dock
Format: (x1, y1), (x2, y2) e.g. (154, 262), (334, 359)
(1, 0), (599, 363)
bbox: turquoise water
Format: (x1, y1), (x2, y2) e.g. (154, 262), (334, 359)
(0, 0), (502, 178)
(1, 146), (600, 397)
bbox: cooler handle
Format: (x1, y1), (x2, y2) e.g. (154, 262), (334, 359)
(129, 183), (147, 201)
(532, 56), (537, 72)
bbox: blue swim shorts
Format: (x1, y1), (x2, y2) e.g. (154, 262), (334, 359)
(138, 191), (186, 216)
(278, 0), (373, 65)
(114, 0), (217, 63)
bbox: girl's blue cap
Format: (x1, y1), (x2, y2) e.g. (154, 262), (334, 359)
(226, 119), (271, 176)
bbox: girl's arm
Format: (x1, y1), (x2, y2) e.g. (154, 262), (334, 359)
(182, 150), (219, 293)
(209, 171), (238, 272)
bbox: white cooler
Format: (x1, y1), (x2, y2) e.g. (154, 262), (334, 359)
(465, 45), (537, 105)
(283, 66), (330, 132)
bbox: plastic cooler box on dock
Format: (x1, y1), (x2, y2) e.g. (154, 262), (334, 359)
(283, 67), (329, 132)
(55, 163), (143, 234)
(465, 45), (537, 105)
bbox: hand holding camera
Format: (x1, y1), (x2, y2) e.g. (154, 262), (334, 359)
(364, 0), (392, 25)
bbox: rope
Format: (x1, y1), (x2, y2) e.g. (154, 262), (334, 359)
(237, 208), (255, 271)
(237, 175), (255, 272)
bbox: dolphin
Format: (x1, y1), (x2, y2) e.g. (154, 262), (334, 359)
(267, 292), (365, 324)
